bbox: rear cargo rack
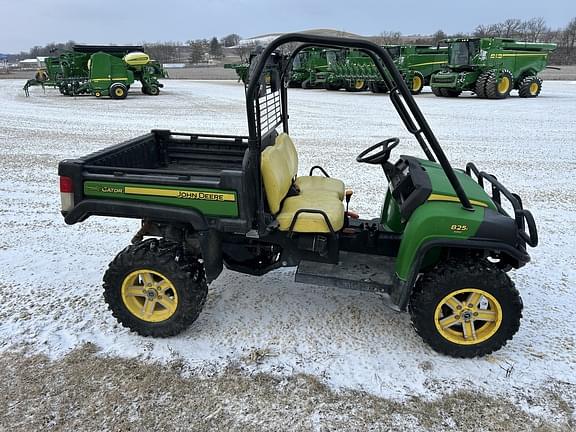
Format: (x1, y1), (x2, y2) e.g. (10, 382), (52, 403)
(466, 163), (538, 247)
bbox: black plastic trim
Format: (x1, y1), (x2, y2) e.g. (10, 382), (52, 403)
(394, 238), (531, 311)
(64, 199), (208, 229)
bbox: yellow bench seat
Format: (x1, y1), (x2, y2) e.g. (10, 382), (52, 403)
(276, 195), (345, 233)
(294, 176), (345, 200)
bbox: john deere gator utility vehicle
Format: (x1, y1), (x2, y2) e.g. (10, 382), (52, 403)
(430, 37), (556, 98)
(59, 33), (538, 358)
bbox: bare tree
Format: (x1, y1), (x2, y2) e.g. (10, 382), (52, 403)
(377, 31), (402, 45)
(221, 34), (241, 47)
(234, 41), (259, 62)
(432, 30), (447, 44)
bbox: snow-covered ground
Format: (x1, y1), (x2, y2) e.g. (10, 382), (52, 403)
(0, 80), (574, 415)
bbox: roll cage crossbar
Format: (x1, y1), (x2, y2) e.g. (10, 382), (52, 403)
(245, 33), (474, 212)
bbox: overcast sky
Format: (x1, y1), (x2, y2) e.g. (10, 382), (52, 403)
(1, 0), (573, 53)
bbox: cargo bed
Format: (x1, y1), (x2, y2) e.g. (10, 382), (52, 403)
(58, 129), (257, 232)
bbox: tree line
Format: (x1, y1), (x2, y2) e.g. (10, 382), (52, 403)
(395, 17), (576, 65)
(10, 17), (576, 65)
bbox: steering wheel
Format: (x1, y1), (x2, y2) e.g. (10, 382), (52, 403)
(356, 137), (400, 165)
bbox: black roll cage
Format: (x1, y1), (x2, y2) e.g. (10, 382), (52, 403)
(244, 33), (474, 220)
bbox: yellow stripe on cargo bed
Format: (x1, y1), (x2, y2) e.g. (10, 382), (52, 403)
(124, 186), (236, 202)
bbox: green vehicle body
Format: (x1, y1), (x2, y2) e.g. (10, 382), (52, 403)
(59, 33), (538, 357)
(430, 37), (556, 98)
(69, 156), (497, 283)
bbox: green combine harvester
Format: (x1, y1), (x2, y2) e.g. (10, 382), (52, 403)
(430, 37), (556, 98)
(24, 45), (167, 98)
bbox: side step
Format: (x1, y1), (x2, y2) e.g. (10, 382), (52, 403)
(295, 251), (395, 293)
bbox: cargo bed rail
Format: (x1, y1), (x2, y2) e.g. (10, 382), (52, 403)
(466, 162), (538, 247)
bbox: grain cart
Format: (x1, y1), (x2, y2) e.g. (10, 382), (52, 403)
(59, 33), (538, 358)
(430, 38), (556, 98)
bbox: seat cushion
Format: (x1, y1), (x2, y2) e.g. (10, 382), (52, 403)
(295, 176), (345, 200)
(276, 195), (345, 233)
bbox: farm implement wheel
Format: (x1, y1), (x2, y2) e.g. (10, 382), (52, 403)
(110, 83), (128, 99)
(409, 259), (522, 358)
(486, 70), (513, 99)
(147, 85), (160, 96)
(345, 80), (366, 92)
(369, 82), (389, 93)
(431, 87), (461, 97)
(518, 76), (542, 98)
(431, 86), (443, 97)
(103, 239), (208, 337)
(410, 72), (425, 95)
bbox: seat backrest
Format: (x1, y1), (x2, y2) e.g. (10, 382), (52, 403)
(261, 145), (293, 214)
(276, 133), (298, 176)
(261, 133), (300, 214)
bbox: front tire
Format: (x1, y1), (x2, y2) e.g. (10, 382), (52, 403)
(486, 69), (513, 99)
(409, 259), (522, 358)
(103, 239), (207, 337)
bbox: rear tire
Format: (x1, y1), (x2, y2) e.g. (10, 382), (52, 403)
(518, 76), (542, 98)
(410, 259), (522, 358)
(301, 79), (311, 89)
(486, 69), (513, 99)
(103, 239), (208, 337)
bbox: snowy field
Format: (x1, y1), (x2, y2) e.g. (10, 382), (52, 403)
(0, 79), (575, 426)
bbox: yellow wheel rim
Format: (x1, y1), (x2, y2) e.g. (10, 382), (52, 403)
(497, 76), (510, 94)
(95, 91), (101, 97)
(114, 87), (124, 97)
(412, 75), (422, 92)
(121, 269), (178, 323)
(529, 82), (539, 95)
(434, 288), (502, 345)
(354, 80), (364, 90)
